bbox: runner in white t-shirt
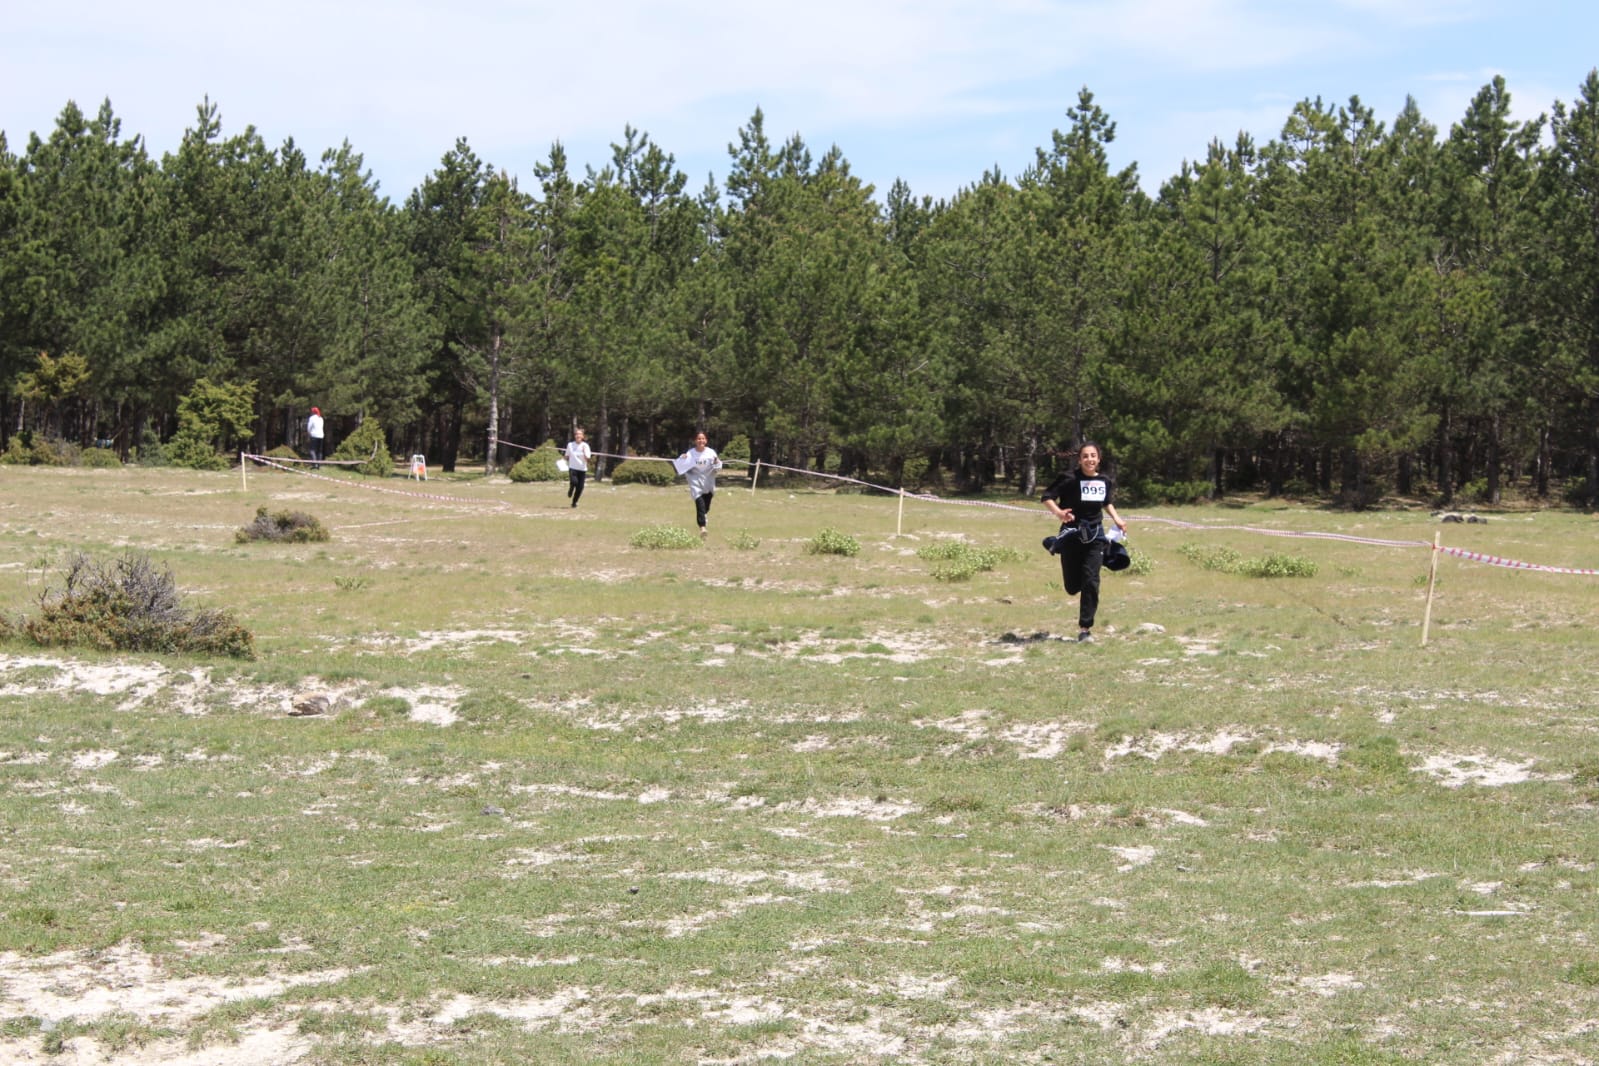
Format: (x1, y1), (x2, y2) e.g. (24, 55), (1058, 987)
(564, 428), (592, 508)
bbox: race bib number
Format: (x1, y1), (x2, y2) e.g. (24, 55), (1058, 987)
(1080, 480), (1108, 502)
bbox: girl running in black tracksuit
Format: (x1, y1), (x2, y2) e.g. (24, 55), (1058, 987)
(1040, 443), (1126, 643)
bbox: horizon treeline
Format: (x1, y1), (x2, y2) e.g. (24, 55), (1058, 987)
(3, 71), (1598, 507)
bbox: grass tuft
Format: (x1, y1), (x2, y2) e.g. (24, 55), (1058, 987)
(805, 527), (860, 556)
(629, 525), (702, 549)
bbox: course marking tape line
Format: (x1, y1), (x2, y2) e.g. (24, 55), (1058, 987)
(297, 444), (1599, 576)
(1436, 545), (1599, 576)
(242, 454), (511, 509)
(247, 455), (364, 467)
(1130, 515), (1430, 550)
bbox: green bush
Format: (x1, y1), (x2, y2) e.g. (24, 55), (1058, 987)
(730, 530), (761, 551)
(264, 444), (300, 461)
(330, 417), (393, 476)
(629, 525), (701, 549)
(235, 507), (331, 544)
(1179, 542), (1315, 578)
(80, 447), (121, 468)
(805, 527), (860, 557)
(1128, 479), (1210, 505)
(135, 426), (169, 467)
(722, 434), (751, 464)
(22, 551), (254, 658)
(917, 540), (1023, 581)
(169, 379), (256, 470)
(0, 436), (30, 465)
(1179, 543), (1245, 572)
(1, 435), (67, 466)
(1238, 552), (1318, 578)
(1279, 478), (1318, 499)
(611, 459), (675, 486)
(509, 442), (562, 482)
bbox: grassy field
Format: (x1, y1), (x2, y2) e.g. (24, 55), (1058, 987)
(1, 463), (1596, 1065)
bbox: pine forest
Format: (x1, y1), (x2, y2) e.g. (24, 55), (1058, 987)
(4, 71), (1599, 508)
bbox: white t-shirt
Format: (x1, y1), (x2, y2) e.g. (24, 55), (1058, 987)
(307, 414), (324, 439)
(564, 440), (591, 472)
(684, 446), (721, 499)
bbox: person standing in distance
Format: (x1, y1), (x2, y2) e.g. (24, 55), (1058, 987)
(564, 427), (592, 508)
(307, 406), (325, 464)
(1040, 442), (1126, 643)
(682, 431), (722, 539)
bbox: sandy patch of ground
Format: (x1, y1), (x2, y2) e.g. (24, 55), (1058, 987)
(379, 684), (466, 726)
(0, 940), (349, 1064)
(776, 796), (922, 821)
(0, 654), (168, 710)
(577, 698), (749, 731)
(1139, 1006), (1269, 1049)
(1290, 972), (1366, 996)
(1107, 845), (1158, 871)
(1104, 729), (1344, 765)
(999, 721), (1081, 759)
(1414, 753), (1566, 788)
(768, 629), (946, 665)
(0, 654), (373, 720)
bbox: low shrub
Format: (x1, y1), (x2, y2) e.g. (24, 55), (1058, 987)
(1129, 479), (1210, 505)
(917, 540), (1023, 581)
(135, 428), (169, 467)
(1179, 542), (1315, 578)
(0, 435), (66, 466)
(235, 507), (331, 543)
(0, 436), (30, 465)
(806, 527), (860, 557)
(611, 460), (675, 486)
(1179, 543), (1245, 572)
(509, 443), (562, 482)
(629, 525), (701, 549)
(1238, 552), (1319, 578)
(80, 447), (121, 468)
(730, 530), (761, 551)
(22, 551), (255, 658)
(330, 418), (393, 476)
(264, 445), (300, 461)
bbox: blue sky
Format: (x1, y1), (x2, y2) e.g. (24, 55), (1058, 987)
(4, 1), (1596, 204)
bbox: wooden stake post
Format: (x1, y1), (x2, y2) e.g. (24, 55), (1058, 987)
(1421, 532), (1441, 646)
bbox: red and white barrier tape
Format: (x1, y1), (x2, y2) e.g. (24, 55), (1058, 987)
(295, 444), (1599, 575)
(1436, 545), (1599, 576)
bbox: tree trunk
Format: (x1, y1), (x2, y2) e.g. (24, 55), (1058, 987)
(1588, 397), (1599, 509)
(1437, 405), (1454, 506)
(1021, 428), (1040, 497)
(1536, 425), (1551, 498)
(484, 329), (503, 475)
(1486, 414), (1502, 505)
